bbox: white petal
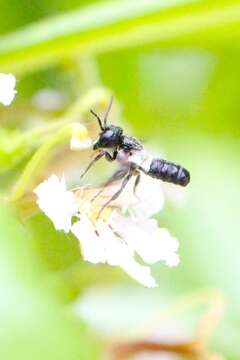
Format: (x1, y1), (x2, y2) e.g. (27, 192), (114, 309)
(99, 223), (157, 287)
(115, 149), (164, 218)
(71, 219), (157, 287)
(165, 252), (180, 267)
(111, 214), (180, 267)
(140, 228), (180, 266)
(71, 217), (106, 264)
(121, 259), (157, 288)
(131, 175), (164, 218)
(110, 173), (164, 219)
(34, 175), (77, 233)
(0, 73), (17, 106)
(156, 229), (179, 252)
(70, 136), (92, 150)
(97, 223), (134, 266)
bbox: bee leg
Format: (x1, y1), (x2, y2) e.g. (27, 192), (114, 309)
(104, 149), (118, 162)
(108, 223), (122, 239)
(133, 172), (141, 197)
(96, 171), (133, 220)
(80, 151), (105, 179)
(90, 167), (129, 203)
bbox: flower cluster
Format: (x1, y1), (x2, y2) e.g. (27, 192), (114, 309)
(34, 172), (180, 288)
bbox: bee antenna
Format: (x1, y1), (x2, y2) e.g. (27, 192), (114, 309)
(90, 109), (104, 131)
(103, 96), (113, 128)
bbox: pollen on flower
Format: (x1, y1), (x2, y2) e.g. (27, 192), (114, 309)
(0, 73), (17, 106)
(34, 173), (180, 288)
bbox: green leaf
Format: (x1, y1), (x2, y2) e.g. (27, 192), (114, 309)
(0, 0), (240, 73)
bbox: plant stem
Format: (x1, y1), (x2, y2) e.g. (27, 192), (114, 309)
(10, 123), (86, 201)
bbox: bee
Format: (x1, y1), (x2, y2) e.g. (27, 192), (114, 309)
(81, 98), (190, 218)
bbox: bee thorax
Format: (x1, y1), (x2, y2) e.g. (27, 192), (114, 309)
(116, 149), (129, 165)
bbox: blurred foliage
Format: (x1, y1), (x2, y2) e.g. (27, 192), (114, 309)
(0, 0), (240, 359)
(0, 205), (101, 359)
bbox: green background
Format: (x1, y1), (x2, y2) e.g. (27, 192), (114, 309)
(0, 0), (239, 358)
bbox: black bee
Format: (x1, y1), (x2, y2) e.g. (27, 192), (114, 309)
(81, 98), (190, 217)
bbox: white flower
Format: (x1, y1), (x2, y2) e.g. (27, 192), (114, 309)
(34, 174), (180, 287)
(34, 175), (77, 232)
(71, 216), (157, 288)
(0, 73), (17, 106)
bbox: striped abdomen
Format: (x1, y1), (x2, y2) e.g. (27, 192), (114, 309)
(148, 159), (190, 186)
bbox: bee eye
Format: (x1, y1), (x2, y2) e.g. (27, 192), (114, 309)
(103, 129), (113, 139)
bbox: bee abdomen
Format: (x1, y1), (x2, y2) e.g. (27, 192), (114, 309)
(148, 159), (190, 186)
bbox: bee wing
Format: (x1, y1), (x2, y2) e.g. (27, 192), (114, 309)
(73, 183), (122, 210)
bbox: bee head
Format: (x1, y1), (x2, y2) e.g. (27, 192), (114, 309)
(90, 97), (122, 150)
(93, 125), (123, 150)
